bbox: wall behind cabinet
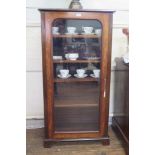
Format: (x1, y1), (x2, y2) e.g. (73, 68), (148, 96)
(26, 0), (129, 119)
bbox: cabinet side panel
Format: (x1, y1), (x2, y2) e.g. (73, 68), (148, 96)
(41, 12), (54, 139)
(41, 12), (49, 138)
(103, 14), (113, 136)
(99, 13), (113, 136)
(45, 12), (55, 138)
(104, 14), (113, 135)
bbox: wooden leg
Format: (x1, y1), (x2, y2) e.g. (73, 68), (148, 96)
(102, 139), (110, 145)
(44, 141), (52, 148)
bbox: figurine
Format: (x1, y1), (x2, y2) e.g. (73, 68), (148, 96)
(69, 0), (83, 9)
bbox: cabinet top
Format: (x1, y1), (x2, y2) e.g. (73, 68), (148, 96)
(38, 8), (115, 13)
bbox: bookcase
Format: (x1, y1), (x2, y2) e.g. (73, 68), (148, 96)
(39, 9), (114, 147)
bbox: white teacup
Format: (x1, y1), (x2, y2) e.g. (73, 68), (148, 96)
(95, 29), (102, 35)
(76, 69), (85, 77)
(52, 27), (59, 34)
(83, 27), (93, 34)
(67, 27), (76, 34)
(93, 69), (100, 78)
(65, 54), (69, 59)
(60, 69), (69, 78)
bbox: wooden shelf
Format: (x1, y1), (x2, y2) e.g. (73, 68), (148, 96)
(54, 103), (98, 108)
(62, 43), (99, 46)
(53, 34), (100, 38)
(54, 77), (99, 83)
(53, 59), (100, 63)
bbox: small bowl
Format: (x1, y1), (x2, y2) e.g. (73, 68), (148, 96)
(53, 56), (62, 60)
(65, 53), (79, 60)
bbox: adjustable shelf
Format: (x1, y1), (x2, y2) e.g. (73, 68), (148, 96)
(53, 59), (100, 64)
(55, 103), (98, 107)
(53, 34), (100, 38)
(54, 77), (99, 83)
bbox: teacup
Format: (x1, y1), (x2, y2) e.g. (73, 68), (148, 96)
(82, 27), (93, 34)
(67, 27), (76, 34)
(93, 69), (100, 78)
(60, 69), (69, 78)
(76, 69), (85, 77)
(65, 54), (69, 59)
(52, 27), (59, 34)
(95, 29), (102, 35)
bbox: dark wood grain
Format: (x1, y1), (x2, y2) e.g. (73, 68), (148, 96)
(112, 58), (129, 154)
(112, 117), (129, 144)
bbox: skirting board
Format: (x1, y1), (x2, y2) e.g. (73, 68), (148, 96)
(26, 118), (44, 129)
(27, 116), (113, 129)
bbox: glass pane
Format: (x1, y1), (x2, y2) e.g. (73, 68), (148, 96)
(52, 19), (102, 132)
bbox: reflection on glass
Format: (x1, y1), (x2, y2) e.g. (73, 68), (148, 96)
(52, 19), (102, 132)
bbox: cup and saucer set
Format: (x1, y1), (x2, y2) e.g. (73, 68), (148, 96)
(81, 27), (101, 35)
(57, 69), (100, 79)
(52, 26), (102, 35)
(57, 69), (71, 79)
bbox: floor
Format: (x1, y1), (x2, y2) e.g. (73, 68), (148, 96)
(26, 127), (126, 155)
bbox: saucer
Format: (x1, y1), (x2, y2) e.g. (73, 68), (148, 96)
(53, 32), (60, 35)
(81, 32), (95, 35)
(83, 57), (100, 60)
(90, 74), (99, 78)
(65, 32), (78, 35)
(57, 74), (71, 79)
(53, 56), (62, 60)
(95, 33), (101, 35)
(74, 74), (87, 78)
(66, 58), (78, 61)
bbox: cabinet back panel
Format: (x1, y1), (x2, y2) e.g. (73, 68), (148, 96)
(54, 83), (100, 132)
(54, 107), (99, 132)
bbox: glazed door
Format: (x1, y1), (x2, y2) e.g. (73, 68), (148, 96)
(43, 11), (111, 138)
(52, 18), (102, 133)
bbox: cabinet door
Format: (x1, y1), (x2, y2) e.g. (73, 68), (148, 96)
(52, 19), (102, 132)
(42, 12), (112, 138)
